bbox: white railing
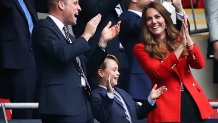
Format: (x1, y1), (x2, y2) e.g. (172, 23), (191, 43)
(1, 103), (38, 109)
(0, 102), (218, 123)
(0, 103), (38, 123)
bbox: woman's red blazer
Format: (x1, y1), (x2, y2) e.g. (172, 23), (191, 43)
(133, 43), (214, 122)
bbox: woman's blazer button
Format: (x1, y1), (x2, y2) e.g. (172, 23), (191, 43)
(192, 83), (195, 86)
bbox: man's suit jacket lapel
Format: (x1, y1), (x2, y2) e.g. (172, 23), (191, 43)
(46, 17), (83, 49)
(24, 0), (38, 21)
(16, 0), (27, 21)
(15, 0), (38, 22)
(46, 16), (86, 72)
(46, 16), (68, 44)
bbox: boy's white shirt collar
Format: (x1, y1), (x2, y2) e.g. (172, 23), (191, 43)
(98, 85), (107, 90)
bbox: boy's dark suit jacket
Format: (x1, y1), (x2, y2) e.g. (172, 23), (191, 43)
(91, 86), (155, 123)
(32, 17), (107, 121)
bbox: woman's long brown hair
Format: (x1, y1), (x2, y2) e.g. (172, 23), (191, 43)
(140, 2), (188, 60)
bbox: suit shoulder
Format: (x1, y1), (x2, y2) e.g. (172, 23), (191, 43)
(120, 11), (140, 20)
(91, 87), (106, 97)
(120, 11), (131, 20)
(33, 19), (54, 34)
(35, 19), (50, 28)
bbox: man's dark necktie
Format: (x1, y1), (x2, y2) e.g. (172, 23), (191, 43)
(63, 26), (91, 95)
(63, 26), (72, 43)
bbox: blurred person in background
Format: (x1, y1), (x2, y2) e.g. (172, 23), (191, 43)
(0, 0), (47, 119)
(205, 0), (218, 83)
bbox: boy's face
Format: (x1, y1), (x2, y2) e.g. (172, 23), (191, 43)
(101, 59), (120, 87)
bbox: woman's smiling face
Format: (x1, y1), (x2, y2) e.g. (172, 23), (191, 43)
(145, 8), (166, 37)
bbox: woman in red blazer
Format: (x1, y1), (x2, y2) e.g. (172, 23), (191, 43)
(133, 2), (213, 123)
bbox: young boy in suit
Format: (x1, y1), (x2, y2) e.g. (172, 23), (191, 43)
(91, 54), (167, 123)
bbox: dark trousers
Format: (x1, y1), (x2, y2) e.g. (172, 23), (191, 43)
(0, 56), (37, 119)
(181, 87), (203, 123)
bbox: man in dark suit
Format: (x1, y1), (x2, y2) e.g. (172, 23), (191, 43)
(91, 54), (167, 123)
(119, 0), (184, 102)
(73, 0), (130, 90)
(0, 0), (47, 119)
(31, 0), (121, 122)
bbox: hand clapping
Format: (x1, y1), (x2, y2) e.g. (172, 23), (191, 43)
(180, 12), (194, 49)
(99, 21), (121, 48)
(149, 84), (167, 100)
(82, 14), (102, 41)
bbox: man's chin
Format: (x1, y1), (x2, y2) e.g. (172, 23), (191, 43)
(114, 82), (118, 86)
(72, 21), (77, 25)
(71, 19), (77, 25)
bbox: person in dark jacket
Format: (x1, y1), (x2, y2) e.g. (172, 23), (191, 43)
(0, 0), (47, 118)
